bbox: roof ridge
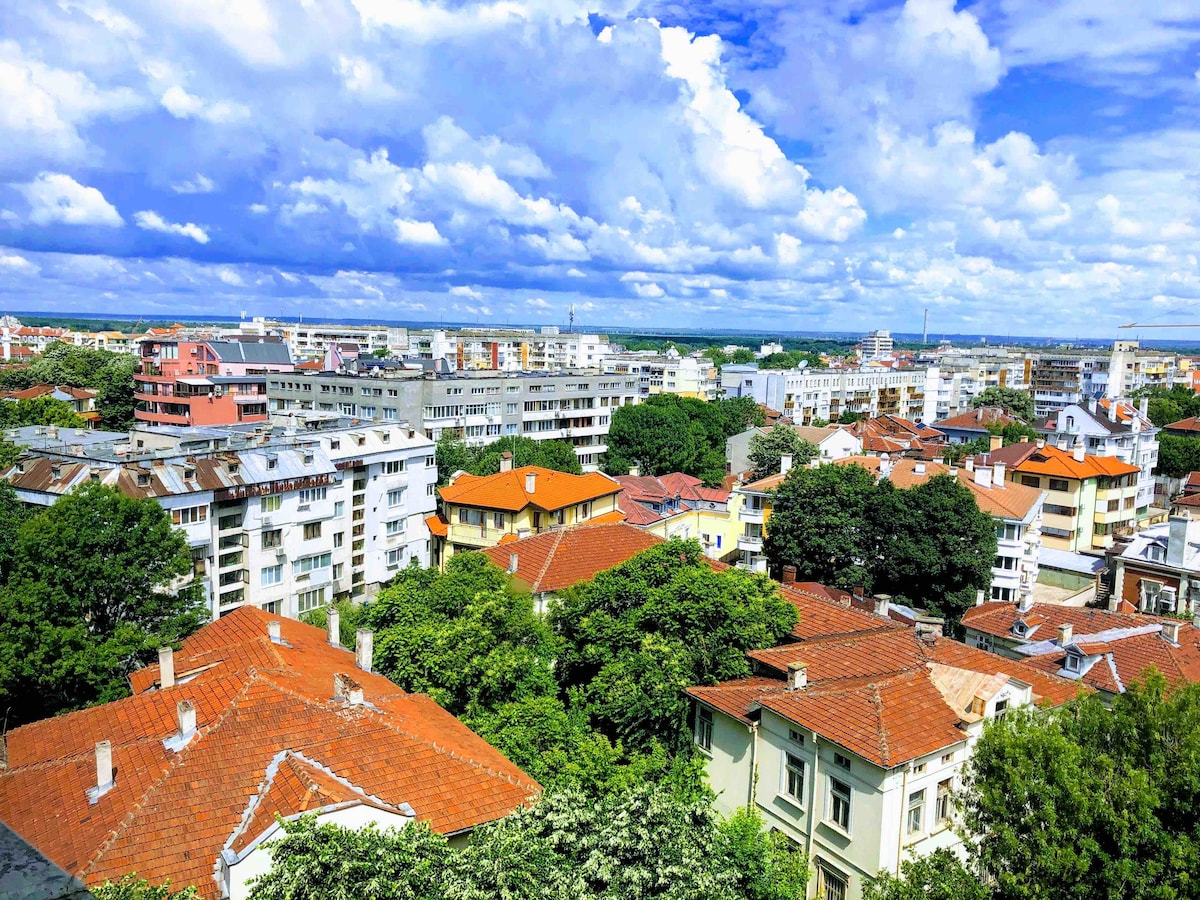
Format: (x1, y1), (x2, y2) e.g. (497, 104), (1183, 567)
(870, 683), (890, 767)
(78, 673), (259, 879)
(530, 528), (567, 593)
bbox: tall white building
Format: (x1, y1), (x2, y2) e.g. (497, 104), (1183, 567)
(860, 330), (894, 360)
(598, 349), (720, 400)
(722, 365), (939, 425)
(3, 420), (437, 619)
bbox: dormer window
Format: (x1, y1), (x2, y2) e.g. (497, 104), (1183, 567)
(1064, 652), (1080, 673)
(137, 472), (151, 487)
(1013, 621), (1027, 637)
(228, 462), (239, 475)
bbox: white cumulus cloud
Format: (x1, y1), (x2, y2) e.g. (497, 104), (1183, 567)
(134, 210), (210, 243)
(18, 172), (123, 226)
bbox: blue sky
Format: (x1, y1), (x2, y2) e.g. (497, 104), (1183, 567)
(3, 0), (1200, 338)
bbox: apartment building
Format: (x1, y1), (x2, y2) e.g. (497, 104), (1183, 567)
(976, 441), (1140, 552)
(3, 420), (436, 619)
(688, 627), (1076, 900)
(1101, 515), (1200, 616)
(429, 326), (608, 372)
(429, 464), (623, 566)
(270, 369), (641, 471)
(136, 339), (295, 427)
(1028, 342), (1176, 417)
(860, 329), (894, 360)
(924, 348), (1031, 419)
(722, 365), (939, 426)
(599, 350), (720, 400)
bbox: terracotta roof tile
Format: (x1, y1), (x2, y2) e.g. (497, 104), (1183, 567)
(439, 466), (620, 512)
(934, 407), (1021, 431)
(0, 608), (538, 898)
(481, 522), (663, 594)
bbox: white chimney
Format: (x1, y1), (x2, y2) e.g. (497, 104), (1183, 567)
(158, 646), (175, 689)
(1163, 621), (1182, 644)
(328, 608), (341, 647)
(1168, 514), (1191, 567)
(94, 741), (114, 797)
(525, 471), (536, 494)
(1057, 623), (1073, 646)
(965, 457), (975, 472)
(268, 620), (282, 644)
(780, 453), (793, 475)
(914, 461), (926, 476)
(974, 466), (993, 490)
(499, 452), (513, 472)
(356, 629), (373, 672)
(994, 462), (1006, 486)
(628, 464), (640, 477)
(1073, 443), (1085, 463)
(975, 588), (985, 607)
(508, 552), (519, 574)
(177, 699), (196, 737)
(786, 661), (808, 690)
(1107, 400), (1118, 423)
(1017, 594), (1034, 613)
(334, 672), (364, 705)
(874, 595), (889, 617)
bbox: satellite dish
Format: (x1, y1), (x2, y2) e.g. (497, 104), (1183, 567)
(797, 360), (808, 370)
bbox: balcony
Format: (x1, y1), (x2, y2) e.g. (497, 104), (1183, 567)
(737, 534), (764, 552)
(135, 409), (191, 426)
(739, 506), (766, 524)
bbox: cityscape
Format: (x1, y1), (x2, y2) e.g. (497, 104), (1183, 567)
(5, 2), (1200, 900)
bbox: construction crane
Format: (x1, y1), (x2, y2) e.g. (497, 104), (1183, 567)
(1119, 322), (1200, 328)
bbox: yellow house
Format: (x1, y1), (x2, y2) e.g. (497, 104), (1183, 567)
(427, 464), (624, 568)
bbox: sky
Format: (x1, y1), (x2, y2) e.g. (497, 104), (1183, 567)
(3, 1), (1200, 339)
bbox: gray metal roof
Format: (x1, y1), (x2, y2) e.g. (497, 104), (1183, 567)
(206, 340), (293, 366)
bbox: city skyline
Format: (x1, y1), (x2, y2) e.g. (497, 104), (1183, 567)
(4, 2), (1200, 338)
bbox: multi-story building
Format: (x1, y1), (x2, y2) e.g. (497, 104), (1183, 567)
(1037, 398), (1160, 522)
(924, 347), (1031, 419)
(725, 425), (862, 475)
(977, 440), (1140, 552)
(1107, 340), (1176, 397)
(429, 327), (608, 372)
(268, 369), (641, 471)
(613, 471), (740, 560)
(860, 329), (894, 360)
(136, 339), (295, 427)
(1029, 342), (1177, 417)
(688, 625), (1075, 900)
(598, 350), (720, 400)
(429, 462), (623, 566)
(1100, 515), (1200, 616)
(3, 419), (437, 618)
(722, 365), (939, 426)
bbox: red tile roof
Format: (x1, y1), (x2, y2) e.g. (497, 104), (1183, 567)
(0, 608), (538, 897)
(934, 407), (1022, 431)
(439, 466), (621, 512)
(425, 513), (448, 537)
(777, 582), (901, 640)
(1166, 416), (1200, 434)
(1, 384), (97, 402)
(996, 442), (1139, 480)
(617, 497), (665, 525)
(480, 522), (664, 594)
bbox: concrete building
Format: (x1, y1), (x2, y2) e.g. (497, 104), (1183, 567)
(721, 365), (938, 426)
(860, 329), (894, 361)
(1028, 342), (1175, 418)
(1101, 516), (1200, 615)
(136, 339), (295, 427)
(3, 419), (437, 619)
(925, 348), (1031, 419)
(0, 608), (538, 900)
(933, 408), (1024, 445)
(614, 472), (739, 560)
(599, 349), (720, 400)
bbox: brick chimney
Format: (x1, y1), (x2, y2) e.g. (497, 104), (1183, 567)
(334, 672), (364, 705)
(1057, 623), (1073, 645)
(356, 629), (373, 673)
(782, 565), (797, 584)
(158, 646), (175, 689)
(786, 662), (808, 691)
(328, 608), (340, 648)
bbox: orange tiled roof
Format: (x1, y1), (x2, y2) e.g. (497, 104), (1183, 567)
(425, 513), (449, 537)
(481, 522), (663, 594)
(934, 407), (1022, 431)
(0, 608), (538, 898)
(619, 497), (667, 525)
(439, 466), (620, 512)
(1166, 416), (1200, 434)
(777, 582), (902, 640)
(1008, 442), (1139, 480)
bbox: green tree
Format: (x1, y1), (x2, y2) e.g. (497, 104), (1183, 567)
(837, 410), (862, 424)
(730, 348), (756, 364)
(971, 387), (1035, 422)
(23, 342), (138, 429)
(92, 876), (197, 900)
(0, 483), (206, 724)
(702, 347), (730, 368)
(0, 396), (86, 429)
(1156, 433), (1200, 478)
(747, 427), (819, 482)
(436, 433), (582, 486)
(864, 850), (989, 900)
(757, 351), (802, 370)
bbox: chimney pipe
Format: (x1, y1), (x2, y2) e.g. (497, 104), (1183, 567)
(499, 452), (513, 473)
(525, 471), (536, 494)
(914, 461), (926, 476)
(780, 453), (793, 475)
(158, 646), (175, 689)
(782, 565), (797, 584)
(356, 629), (373, 673)
(628, 464), (640, 477)
(268, 620), (282, 644)
(1073, 442), (1085, 463)
(334, 672), (364, 705)
(874, 594), (890, 617)
(177, 700), (196, 738)
(989, 434), (1003, 452)
(974, 466), (993, 490)
(328, 608), (341, 648)
(786, 662), (808, 691)
(994, 461), (1006, 486)
(1057, 623), (1073, 646)
(508, 552), (519, 574)
(1162, 621), (1181, 644)
(965, 457), (974, 472)
(94, 741), (114, 796)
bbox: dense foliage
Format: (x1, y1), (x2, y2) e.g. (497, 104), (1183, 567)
(435, 433), (582, 485)
(970, 387), (1036, 422)
(746, 427), (819, 481)
(1156, 433), (1200, 479)
(602, 395), (763, 485)
(942, 421), (1042, 462)
(1129, 385), (1200, 427)
(756, 351), (826, 370)
(864, 850), (989, 900)
(0, 342), (138, 429)
(248, 786), (809, 900)
(763, 465), (996, 626)
(92, 876), (197, 900)
(0, 482), (206, 725)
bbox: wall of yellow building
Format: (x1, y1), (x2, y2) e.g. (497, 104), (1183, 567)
(440, 493), (621, 565)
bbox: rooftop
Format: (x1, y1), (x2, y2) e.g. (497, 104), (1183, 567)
(481, 522), (664, 594)
(439, 466), (621, 512)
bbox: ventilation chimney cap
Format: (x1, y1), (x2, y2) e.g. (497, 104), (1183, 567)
(87, 741), (114, 804)
(508, 552), (519, 574)
(355, 629), (373, 673)
(328, 608), (341, 648)
(525, 471), (536, 494)
(268, 620), (282, 644)
(1058, 623), (1073, 646)
(786, 662), (808, 691)
(158, 646), (175, 689)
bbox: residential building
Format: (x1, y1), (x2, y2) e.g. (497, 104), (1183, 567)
(1028, 351), (1110, 417)
(1036, 397), (1160, 522)
(3, 419), (437, 618)
(1163, 415), (1200, 438)
(860, 329), (894, 360)
(432, 327), (609, 372)
(840, 416), (945, 457)
(1, 324), (69, 356)
(933, 407), (1023, 445)
(136, 339), (295, 427)
(268, 369), (641, 471)
(614, 471), (739, 560)
(267, 320), (408, 359)
(721, 365), (939, 426)
(688, 627), (1076, 900)
(962, 600), (1200, 701)
(977, 441), (1141, 552)
(1, 384), (100, 425)
(429, 464), (623, 566)
(926, 347), (1031, 418)
(0, 608), (538, 899)
(725, 425), (862, 475)
(1101, 515), (1200, 615)
(598, 350), (720, 400)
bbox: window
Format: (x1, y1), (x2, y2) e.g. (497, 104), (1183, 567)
(994, 698), (1009, 720)
(293, 552), (332, 576)
(334, 501), (345, 518)
(386, 519), (405, 536)
(784, 753), (805, 804)
(1064, 653), (1080, 673)
(579, 501), (591, 520)
(817, 862), (847, 900)
(941, 752), (954, 765)
(334, 532), (344, 548)
(387, 547), (404, 567)
(297, 587), (326, 613)
(493, 512), (506, 529)
(303, 522), (322, 540)
(387, 488), (405, 507)
(907, 789), (924, 834)
(260, 495), (281, 514)
(299, 487), (327, 503)
(267, 457), (278, 470)
(173, 506), (207, 525)
(913, 762), (926, 774)
(789, 729), (805, 746)
(1019, 475), (1040, 488)
(384, 459), (404, 474)
(833, 752), (851, 770)
(828, 777), (852, 830)
(427, 484), (436, 496)
(425, 455), (436, 467)
(261, 529), (282, 549)
(936, 779), (953, 823)
(261, 600), (281, 614)
(1048, 478), (1070, 492)
(695, 706), (713, 751)
(260, 565), (282, 587)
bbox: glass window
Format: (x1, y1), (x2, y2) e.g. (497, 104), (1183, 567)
(936, 779), (953, 823)
(260, 565), (282, 586)
(1049, 478), (1070, 492)
(334, 500), (345, 518)
(694, 706), (713, 751)
(293, 552), (332, 575)
(261, 529), (282, 549)
(833, 752), (851, 770)
(173, 505), (207, 525)
(829, 777), (851, 830)
(303, 521), (322, 540)
(297, 587), (326, 612)
(260, 495), (281, 514)
(784, 753), (805, 804)
(384, 460), (404, 474)
(299, 487), (327, 503)
(907, 789), (924, 834)
(1019, 475), (1040, 488)
(386, 519), (405, 536)
(387, 489), (405, 507)
(818, 863), (847, 900)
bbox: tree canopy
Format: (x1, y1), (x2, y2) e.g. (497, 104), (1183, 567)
(746, 427), (819, 481)
(0, 342), (138, 429)
(756, 351), (825, 370)
(941, 421), (1042, 463)
(970, 387), (1035, 422)
(1130, 385), (1200, 427)
(763, 465), (996, 626)
(0, 482), (206, 725)
(602, 395), (763, 485)
(248, 785), (809, 900)
(1156, 433), (1200, 479)
(435, 433), (582, 486)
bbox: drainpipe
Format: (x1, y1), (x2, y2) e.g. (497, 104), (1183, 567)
(806, 735), (821, 865)
(896, 763), (911, 876)
(747, 722), (759, 808)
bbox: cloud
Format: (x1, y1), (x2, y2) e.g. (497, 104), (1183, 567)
(160, 86), (250, 124)
(172, 174), (215, 194)
(18, 173), (123, 226)
(450, 285), (481, 298)
(394, 217), (446, 245)
(0, 252), (38, 274)
(633, 282), (665, 298)
(526, 297), (550, 308)
(134, 210), (210, 243)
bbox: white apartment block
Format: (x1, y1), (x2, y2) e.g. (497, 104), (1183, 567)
(722, 365), (939, 425)
(925, 348), (1031, 419)
(251, 319), (409, 359)
(599, 350), (720, 400)
(860, 329), (894, 360)
(3, 421), (436, 620)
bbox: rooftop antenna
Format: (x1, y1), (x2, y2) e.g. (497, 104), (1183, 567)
(922, 308), (928, 345)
